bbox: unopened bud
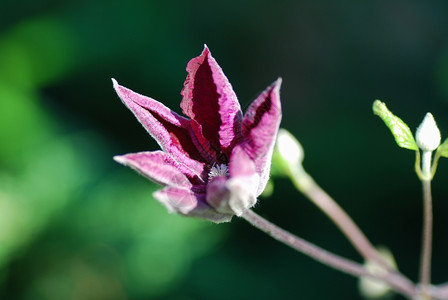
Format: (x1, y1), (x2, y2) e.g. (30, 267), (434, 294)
(276, 129), (304, 167)
(359, 247), (397, 299)
(416, 113), (441, 152)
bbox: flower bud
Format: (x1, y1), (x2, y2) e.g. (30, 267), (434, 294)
(359, 247), (396, 299)
(416, 113), (441, 151)
(276, 129), (304, 167)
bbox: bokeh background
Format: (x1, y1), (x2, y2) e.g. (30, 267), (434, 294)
(1, 0), (448, 299)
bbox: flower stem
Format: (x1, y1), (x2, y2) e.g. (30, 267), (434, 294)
(241, 209), (416, 298)
(419, 179), (433, 294)
(418, 150), (433, 299)
(289, 166), (388, 268)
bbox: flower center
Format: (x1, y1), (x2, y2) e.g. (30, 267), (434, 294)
(208, 164), (229, 180)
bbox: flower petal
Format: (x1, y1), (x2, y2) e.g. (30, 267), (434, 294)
(226, 176), (258, 216)
(153, 186), (198, 213)
(241, 78), (282, 195)
(180, 46), (243, 163)
(154, 187), (233, 223)
(226, 145), (259, 215)
(228, 144), (257, 178)
(114, 151), (202, 187)
(206, 175), (258, 217)
(206, 146), (260, 216)
(113, 79), (206, 178)
(206, 176), (232, 214)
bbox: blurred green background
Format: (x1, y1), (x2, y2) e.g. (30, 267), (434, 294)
(1, 0), (448, 299)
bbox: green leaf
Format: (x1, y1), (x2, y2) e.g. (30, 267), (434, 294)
(373, 100), (418, 150)
(437, 138), (448, 158)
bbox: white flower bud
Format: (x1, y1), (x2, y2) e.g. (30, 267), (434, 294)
(276, 129), (304, 167)
(416, 113), (441, 152)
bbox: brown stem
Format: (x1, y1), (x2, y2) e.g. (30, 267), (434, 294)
(419, 179), (433, 298)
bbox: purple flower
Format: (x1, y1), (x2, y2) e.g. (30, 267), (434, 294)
(113, 46), (282, 223)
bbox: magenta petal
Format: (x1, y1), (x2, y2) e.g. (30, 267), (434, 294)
(114, 151), (200, 187)
(226, 176), (258, 216)
(206, 176), (232, 214)
(153, 186), (198, 213)
(155, 187), (233, 223)
(228, 144), (257, 178)
(180, 46), (243, 161)
(113, 47), (283, 222)
(227, 145), (259, 213)
(113, 79), (206, 177)
(206, 147), (260, 216)
(241, 79), (282, 194)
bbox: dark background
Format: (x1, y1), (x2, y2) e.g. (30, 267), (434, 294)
(1, 0), (448, 299)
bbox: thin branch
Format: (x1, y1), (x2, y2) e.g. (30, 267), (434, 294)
(420, 179), (433, 292)
(417, 148), (434, 300)
(289, 167), (389, 268)
(241, 209), (416, 299)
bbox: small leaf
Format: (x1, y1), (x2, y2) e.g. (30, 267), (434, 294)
(373, 100), (418, 150)
(437, 138), (448, 158)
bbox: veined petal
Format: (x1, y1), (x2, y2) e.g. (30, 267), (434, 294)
(154, 187), (233, 223)
(114, 151), (202, 187)
(228, 144), (257, 178)
(180, 46), (243, 162)
(113, 79), (206, 177)
(241, 79), (282, 195)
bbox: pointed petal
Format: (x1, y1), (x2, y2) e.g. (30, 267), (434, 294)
(180, 46), (243, 162)
(114, 151), (203, 187)
(241, 79), (282, 195)
(228, 144), (257, 178)
(113, 79), (206, 177)
(154, 187), (233, 223)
